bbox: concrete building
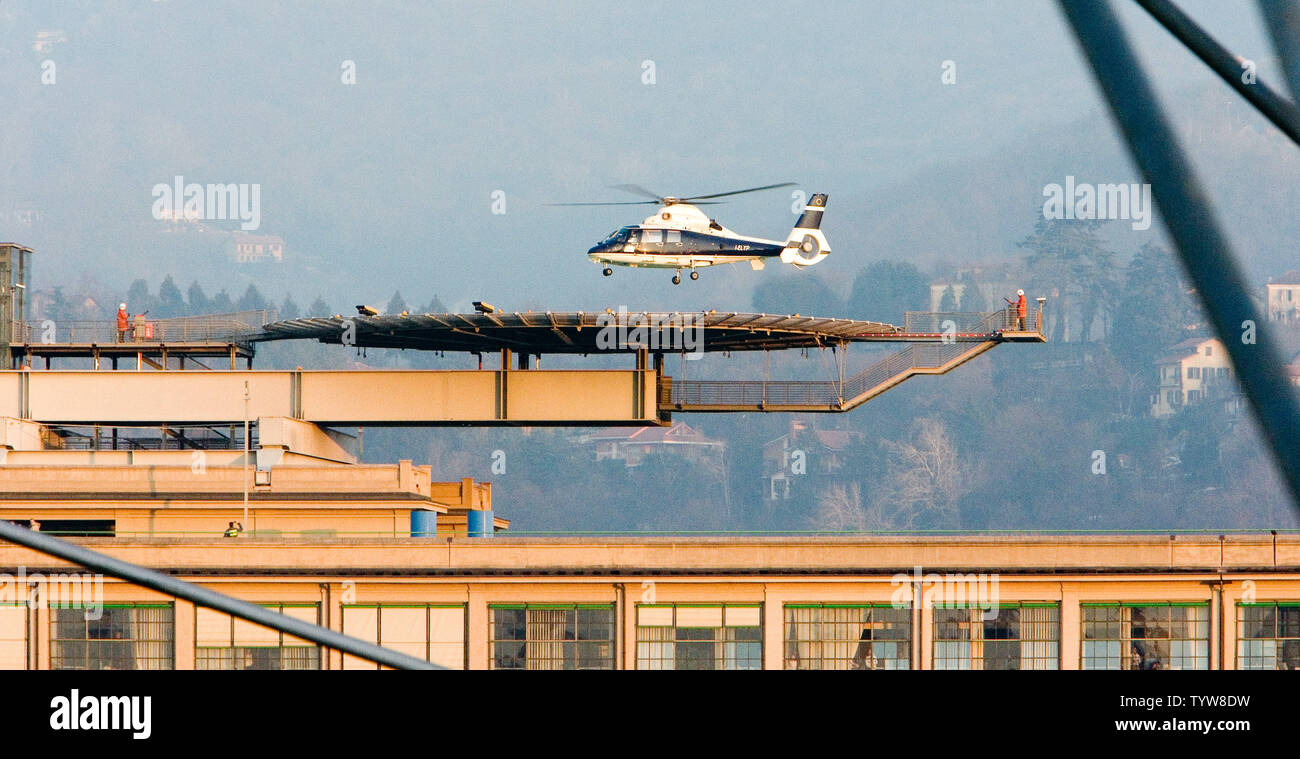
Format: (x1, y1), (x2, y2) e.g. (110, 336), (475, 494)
(1151, 336), (1240, 418)
(1266, 270), (1300, 325)
(580, 422), (724, 468)
(229, 233), (284, 264)
(763, 420), (862, 501)
(1, 529), (1298, 670)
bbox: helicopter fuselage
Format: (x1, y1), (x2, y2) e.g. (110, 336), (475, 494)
(586, 202), (786, 270)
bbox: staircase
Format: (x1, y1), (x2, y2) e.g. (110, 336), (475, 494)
(663, 339), (998, 412)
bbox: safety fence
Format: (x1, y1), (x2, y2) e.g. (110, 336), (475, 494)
(11, 310), (277, 345)
(903, 308), (1042, 335)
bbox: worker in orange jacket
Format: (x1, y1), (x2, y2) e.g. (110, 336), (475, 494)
(116, 303), (129, 342)
(1003, 289), (1027, 330)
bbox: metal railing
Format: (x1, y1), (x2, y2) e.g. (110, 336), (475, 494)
(46, 425), (255, 451)
(669, 339), (993, 409)
(11, 309), (276, 345)
(903, 308), (1042, 335)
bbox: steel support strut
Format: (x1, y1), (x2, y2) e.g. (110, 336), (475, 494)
(0, 520), (441, 670)
(1059, 0), (1300, 512)
(1258, 0), (1300, 102)
(1133, 0), (1300, 146)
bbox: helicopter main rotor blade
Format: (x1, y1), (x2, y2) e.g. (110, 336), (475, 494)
(609, 184), (665, 201)
(679, 182), (797, 201)
(546, 200), (726, 207)
(546, 200), (662, 206)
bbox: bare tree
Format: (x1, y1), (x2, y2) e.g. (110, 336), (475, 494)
(812, 482), (867, 532)
(874, 418), (966, 529)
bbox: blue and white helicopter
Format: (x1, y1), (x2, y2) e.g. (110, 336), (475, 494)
(557, 183), (830, 284)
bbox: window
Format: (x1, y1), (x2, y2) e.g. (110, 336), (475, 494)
(0, 603), (28, 670)
(636, 604), (762, 670)
(665, 230), (681, 244)
(1205, 345), (1213, 355)
(1187, 390), (1200, 403)
(343, 604), (465, 670)
(784, 604), (910, 669)
(196, 603), (321, 670)
(1187, 366), (1199, 379)
(51, 604), (174, 670)
(1081, 603), (1209, 670)
(489, 604), (614, 670)
(1237, 603), (1300, 670)
(641, 229), (663, 244)
(932, 603), (1059, 670)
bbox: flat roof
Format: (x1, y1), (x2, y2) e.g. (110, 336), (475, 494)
(252, 311), (903, 354)
(2, 533), (1297, 575)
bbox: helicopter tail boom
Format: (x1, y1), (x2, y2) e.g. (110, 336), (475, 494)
(780, 193), (830, 266)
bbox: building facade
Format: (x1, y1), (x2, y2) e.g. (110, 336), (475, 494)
(1151, 336), (1240, 418)
(1, 534), (1297, 670)
(1266, 270), (1300, 324)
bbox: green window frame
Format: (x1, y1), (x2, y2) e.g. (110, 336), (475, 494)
(489, 603), (615, 670)
(784, 603), (911, 670)
(1080, 602), (1209, 670)
(342, 603), (467, 670)
(50, 602), (174, 671)
(636, 603), (763, 670)
(195, 602), (322, 671)
(932, 602), (1060, 670)
(1236, 602), (1300, 670)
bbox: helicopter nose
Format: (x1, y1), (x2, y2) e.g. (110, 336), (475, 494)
(587, 242), (604, 255)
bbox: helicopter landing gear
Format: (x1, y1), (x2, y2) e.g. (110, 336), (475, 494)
(671, 273), (681, 285)
(689, 270), (699, 281)
(602, 267), (613, 277)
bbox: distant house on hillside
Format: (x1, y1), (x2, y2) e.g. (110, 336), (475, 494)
(928, 265), (1022, 312)
(763, 419), (862, 501)
(1288, 352), (1300, 389)
(32, 30), (67, 53)
(1150, 337), (1241, 418)
(229, 233), (284, 264)
(1266, 270), (1300, 325)
(578, 422), (724, 468)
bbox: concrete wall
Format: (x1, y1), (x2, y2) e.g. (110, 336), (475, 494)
(4, 567), (1297, 670)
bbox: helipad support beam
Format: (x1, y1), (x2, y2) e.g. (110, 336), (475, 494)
(257, 416), (357, 463)
(0, 369), (660, 426)
(0, 417), (45, 451)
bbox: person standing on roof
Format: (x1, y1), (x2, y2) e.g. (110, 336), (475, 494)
(116, 303), (129, 342)
(1004, 289), (1027, 330)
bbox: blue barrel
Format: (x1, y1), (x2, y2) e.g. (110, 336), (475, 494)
(466, 509), (494, 538)
(410, 509), (438, 538)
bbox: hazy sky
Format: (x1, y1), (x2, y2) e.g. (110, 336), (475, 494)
(0, 1), (1288, 313)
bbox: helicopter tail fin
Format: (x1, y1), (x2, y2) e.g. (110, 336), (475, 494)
(780, 193), (830, 266)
